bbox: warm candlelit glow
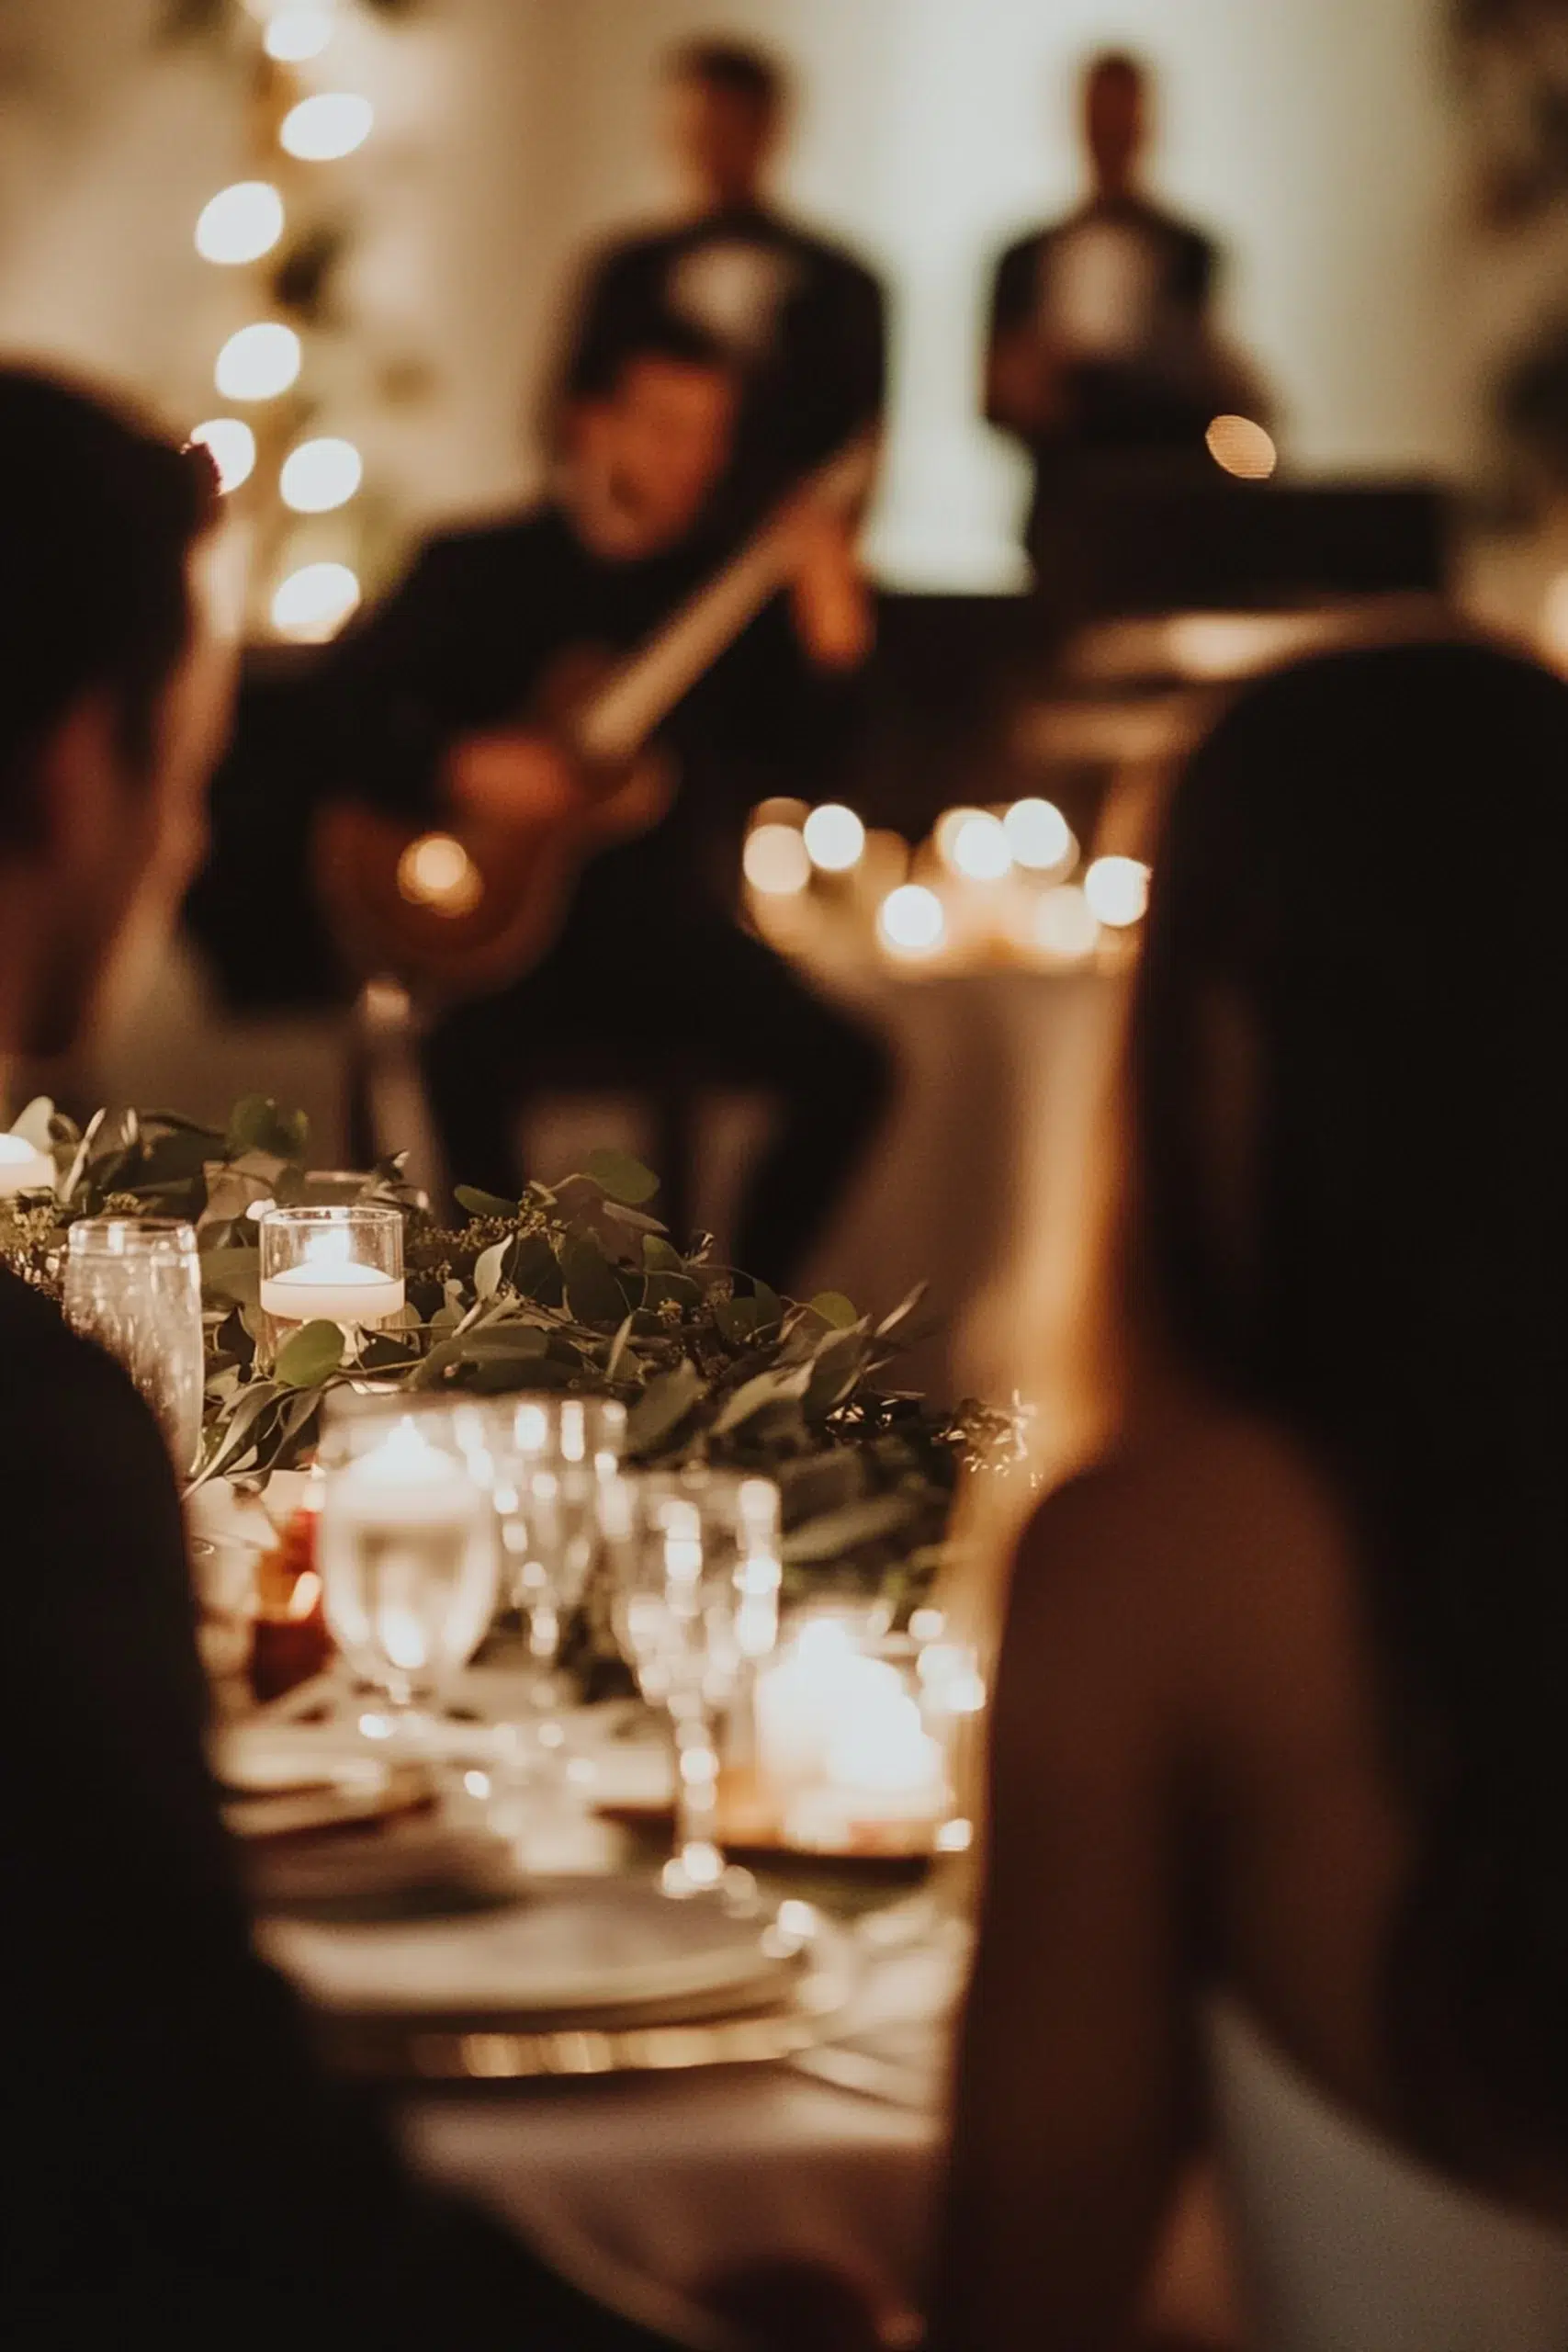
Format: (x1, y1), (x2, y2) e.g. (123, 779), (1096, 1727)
(0, 1132), (54, 1195)
(264, 5), (334, 61)
(397, 832), (483, 916)
(934, 807), (985, 868)
(187, 418), (256, 494)
(743, 822), (812, 895)
(878, 883), (946, 956)
(949, 810), (1012, 881)
(1032, 883), (1101, 962)
(215, 322), (301, 401)
(271, 561), (361, 641)
(1003, 797), (1074, 873)
(195, 181), (285, 266)
(280, 92), (374, 162)
(803, 803), (866, 872)
(279, 435), (363, 514)
(1083, 854), (1151, 928)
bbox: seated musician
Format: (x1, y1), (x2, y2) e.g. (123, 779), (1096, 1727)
(314, 314), (892, 1290)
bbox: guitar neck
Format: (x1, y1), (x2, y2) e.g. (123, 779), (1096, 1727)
(569, 517), (793, 767)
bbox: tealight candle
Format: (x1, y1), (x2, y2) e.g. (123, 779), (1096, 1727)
(258, 1250), (406, 1326)
(256, 1204), (404, 1358)
(0, 1132), (54, 1197)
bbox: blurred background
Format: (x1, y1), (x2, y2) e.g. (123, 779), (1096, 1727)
(4, 0), (1566, 1400)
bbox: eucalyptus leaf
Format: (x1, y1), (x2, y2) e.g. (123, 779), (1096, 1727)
(456, 1184), (519, 1219)
(506, 1230), (563, 1306)
(563, 1232), (630, 1328)
(601, 1199), (668, 1235)
(473, 1239), (509, 1299)
(273, 1319), (344, 1388)
(626, 1361), (705, 1453)
(198, 1246), (260, 1309)
(581, 1148), (660, 1207)
(10, 1096), (55, 1151)
(642, 1236), (683, 1272)
(782, 1493), (919, 1566)
(712, 1363), (811, 1434)
(808, 1291), (859, 1330)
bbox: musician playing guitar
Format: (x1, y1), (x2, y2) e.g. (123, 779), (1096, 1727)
(311, 315), (891, 1289)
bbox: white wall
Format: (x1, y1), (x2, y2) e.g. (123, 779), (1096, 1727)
(0, 0), (1472, 594)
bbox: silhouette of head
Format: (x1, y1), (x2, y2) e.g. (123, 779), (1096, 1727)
(665, 38), (787, 211)
(1082, 50), (1148, 198)
(567, 317), (737, 555)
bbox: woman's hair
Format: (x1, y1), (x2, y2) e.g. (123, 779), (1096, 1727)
(0, 365), (217, 849)
(1129, 639), (1568, 2158)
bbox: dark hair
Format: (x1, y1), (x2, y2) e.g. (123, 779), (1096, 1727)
(1129, 639), (1568, 2159)
(666, 37), (785, 116)
(569, 311), (737, 405)
(1086, 48), (1146, 91)
(0, 366), (217, 849)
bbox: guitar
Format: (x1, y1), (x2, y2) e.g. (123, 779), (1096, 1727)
(311, 438), (875, 1004)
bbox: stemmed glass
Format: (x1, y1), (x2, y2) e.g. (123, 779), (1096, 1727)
(602, 1467), (783, 1898)
(314, 1393), (499, 1746)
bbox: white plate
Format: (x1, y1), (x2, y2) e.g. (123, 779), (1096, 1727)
(261, 1876), (802, 2020)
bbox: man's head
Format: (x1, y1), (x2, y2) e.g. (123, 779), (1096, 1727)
(566, 319), (737, 557)
(664, 38), (786, 212)
(0, 368), (220, 1060)
(1082, 50), (1149, 197)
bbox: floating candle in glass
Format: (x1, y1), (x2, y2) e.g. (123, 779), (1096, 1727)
(256, 1203), (404, 1362)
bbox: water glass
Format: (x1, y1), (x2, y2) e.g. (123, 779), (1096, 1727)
(63, 1216), (204, 1476)
(602, 1467), (782, 1897)
(314, 1393), (498, 1736)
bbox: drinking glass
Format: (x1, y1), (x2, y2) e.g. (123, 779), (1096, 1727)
(602, 1467), (782, 1898)
(314, 1393), (498, 1741)
(63, 1217), (204, 1476)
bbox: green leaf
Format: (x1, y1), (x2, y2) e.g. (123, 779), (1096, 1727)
(712, 1363), (811, 1435)
(456, 1184), (519, 1219)
(452, 1322), (549, 1361)
(562, 1232), (630, 1328)
(582, 1148), (660, 1207)
(198, 1245), (260, 1309)
(626, 1360), (706, 1453)
(750, 1281), (783, 1332)
(506, 1230), (563, 1306)
(782, 1493), (919, 1566)
(473, 1238), (510, 1299)
(805, 1328), (871, 1418)
(713, 1295), (760, 1347)
(874, 1283), (929, 1340)
(604, 1313), (637, 1383)
(808, 1291), (859, 1330)
(601, 1199), (667, 1235)
(226, 1096), (310, 1161)
(273, 1319), (345, 1388)
(642, 1236), (684, 1272)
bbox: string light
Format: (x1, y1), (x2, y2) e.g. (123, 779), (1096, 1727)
(280, 435), (363, 513)
(803, 804), (866, 873)
(1083, 855), (1150, 929)
(280, 91), (374, 161)
(1205, 413), (1277, 481)
(1002, 797), (1074, 873)
(878, 884), (946, 957)
(187, 417), (257, 493)
(264, 6), (335, 61)
(948, 810), (1011, 881)
(214, 322), (301, 401)
(195, 181), (285, 265)
(272, 560), (361, 640)
(743, 823), (812, 896)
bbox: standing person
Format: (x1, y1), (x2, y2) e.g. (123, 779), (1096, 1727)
(931, 641), (1568, 2348)
(550, 38), (886, 539)
(985, 50), (1261, 566)
(311, 317), (890, 1292)
(0, 365), (677, 2346)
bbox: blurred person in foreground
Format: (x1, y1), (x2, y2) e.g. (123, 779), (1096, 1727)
(313, 314), (888, 1289)
(547, 36), (886, 541)
(931, 640), (1568, 2347)
(0, 365), (681, 2348)
(985, 49), (1267, 568)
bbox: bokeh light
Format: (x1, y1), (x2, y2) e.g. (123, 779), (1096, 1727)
(264, 6), (335, 61)
(280, 93), (374, 162)
(271, 560), (361, 641)
(949, 810), (1012, 881)
(1083, 854), (1151, 928)
(743, 823), (812, 896)
(215, 322), (300, 401)
(1032, 884), (1101, 962)
(934, 806), (985, 868)
(803, 803), (866, 872)
(280, 435), (363, 514)
(397, 833), (484, 917)
(879, 884), (946, 956)
(1205, 413), (1278, 481)
(195, 181), (284, 266)
(187, 418), (256, 494)
(1002, 797), (1074, 873)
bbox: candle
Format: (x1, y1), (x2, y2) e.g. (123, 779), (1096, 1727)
(755, 1617), (897, 1784)
(257, 1226), (404, 1327)
(0, 1132), (54, 1197)
(782, 1687), (949, 1850)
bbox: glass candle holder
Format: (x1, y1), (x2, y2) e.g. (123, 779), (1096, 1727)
(256, 1203), (404, 1364)
(62, 1217), (204, 1476)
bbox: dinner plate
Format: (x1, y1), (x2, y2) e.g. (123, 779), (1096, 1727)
(260, 1875), (813, 2024)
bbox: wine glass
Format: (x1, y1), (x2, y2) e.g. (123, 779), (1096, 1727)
(601, 1467), (782, 1898)
(62, 1217), (204, 1476)
(314, 1394), (498, 1745)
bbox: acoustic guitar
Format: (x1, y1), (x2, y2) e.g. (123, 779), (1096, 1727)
(311, 438), (875, 1005)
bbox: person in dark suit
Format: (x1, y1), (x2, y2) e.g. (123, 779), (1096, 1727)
(549, 37), (886, 539)
(985, 51), (1262, 566)
(0, 365), (671, 2348)
(316, 317), (890, 1290)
